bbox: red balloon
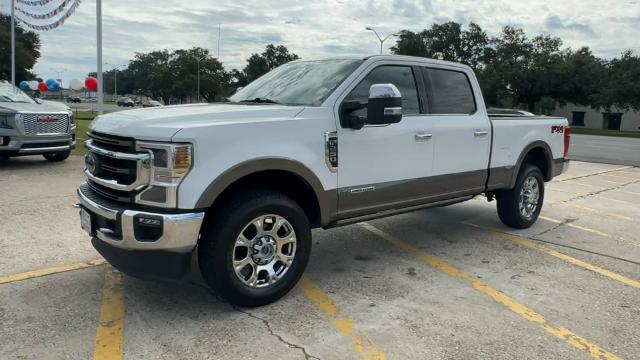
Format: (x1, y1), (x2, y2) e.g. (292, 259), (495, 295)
(38, 82), (48, 92)
(84, 76), (98, 91)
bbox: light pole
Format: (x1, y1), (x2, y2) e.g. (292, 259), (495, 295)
(50, 68), (67, 100)
(11, 0), (15, 89)
(97, 0), (103, 114)
(194, 56), (206, 103)
(365, 27), (398, 55)
(105, 63), (125, 101)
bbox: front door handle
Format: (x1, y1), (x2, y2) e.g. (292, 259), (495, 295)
(415, 132), (433, 141)
(474, 130), (489, 137)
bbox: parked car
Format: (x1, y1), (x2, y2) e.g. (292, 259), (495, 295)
(77, 56), (570, 306)
(66, 95), (82, 104)
(117, 97), (135, 107)
(0, 81), (76, 162)
(143, 100), (163, 107)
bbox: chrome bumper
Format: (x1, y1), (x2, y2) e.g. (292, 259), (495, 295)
(77, 184), (204, 253)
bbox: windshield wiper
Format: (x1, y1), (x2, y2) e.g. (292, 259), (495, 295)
(239, 97), (280, 104)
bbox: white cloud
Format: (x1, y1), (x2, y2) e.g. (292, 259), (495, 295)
(1, 0), (638, 84)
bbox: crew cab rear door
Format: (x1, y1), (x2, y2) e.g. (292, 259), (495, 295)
(419, 66), (491, 196)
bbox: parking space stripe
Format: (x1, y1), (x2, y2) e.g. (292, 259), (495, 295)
(0, 259), (106, 284)
(93, 266), (125, 360)
(560, 180), (608, 190)
(360, 223), (621, 360)
(557, 202), (634, 222)
(538, 215), (640, 248)
(465, 222), (640, 290)
(558, 166), (632, 181)
(298, 276), (386, 360)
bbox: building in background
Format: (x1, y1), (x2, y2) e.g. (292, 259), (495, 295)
(553, 104), (640, 132)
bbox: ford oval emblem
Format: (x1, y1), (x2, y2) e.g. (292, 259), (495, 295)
(85, 154), (97, 174)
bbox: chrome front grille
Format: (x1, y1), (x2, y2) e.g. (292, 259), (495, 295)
(21, 113), (70, 135)
(85, 132), (151, 204)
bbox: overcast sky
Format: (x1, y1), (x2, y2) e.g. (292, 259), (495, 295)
(1, 0), (639, 85)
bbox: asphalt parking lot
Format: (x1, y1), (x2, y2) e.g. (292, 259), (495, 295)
(1, 156), (639, 360)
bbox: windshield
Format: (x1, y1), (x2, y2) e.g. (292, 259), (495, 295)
(229, 59), (363, 106)
(0, 82), (36, 103)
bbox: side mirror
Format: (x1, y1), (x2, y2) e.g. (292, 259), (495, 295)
(366, 84), (402, 125)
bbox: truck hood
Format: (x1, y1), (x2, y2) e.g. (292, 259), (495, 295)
(0, 100), (70, 113)
(89, 103), (305, 140)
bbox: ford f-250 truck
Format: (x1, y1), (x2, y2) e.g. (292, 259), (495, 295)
(77, 55), (570, 306)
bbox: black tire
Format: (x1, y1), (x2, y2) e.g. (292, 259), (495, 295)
(43, 150), (71, 162)
(198, 189), (312, 307)
(496, 164), (544, 229)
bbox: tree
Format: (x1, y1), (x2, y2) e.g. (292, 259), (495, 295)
(172, 47), (230, 102)
(0, 14), (41, 84)
(600, 51), (640, 111)
(480, 27), (570, 112)
(239, 44), (299, 85)
(391, 22), (489, 69)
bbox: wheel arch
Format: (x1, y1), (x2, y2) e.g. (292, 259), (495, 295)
(508, 141), (553, 188)
(194, 157), (336, 228)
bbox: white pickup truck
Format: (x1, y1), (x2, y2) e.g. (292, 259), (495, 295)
(77, 55), (570, 306)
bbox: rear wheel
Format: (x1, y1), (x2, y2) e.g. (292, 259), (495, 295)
(198, 189), (311, 307)
(43, 150), (71, 162)
(496, 164), (544, 229)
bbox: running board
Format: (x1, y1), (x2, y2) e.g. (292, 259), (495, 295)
(330, 195), (474, 228)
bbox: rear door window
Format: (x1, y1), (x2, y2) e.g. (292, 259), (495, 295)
(423, 68), (476, 115)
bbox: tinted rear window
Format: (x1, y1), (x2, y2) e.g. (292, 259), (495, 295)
(425, 68), (476, 114)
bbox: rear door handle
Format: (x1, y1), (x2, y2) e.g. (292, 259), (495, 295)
(415, 132), (433, 141)
(474, 130), (489, 137)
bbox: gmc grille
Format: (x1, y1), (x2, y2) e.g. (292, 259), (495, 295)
(21, 113), (70, 135)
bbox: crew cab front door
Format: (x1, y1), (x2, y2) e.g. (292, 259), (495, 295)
(335, 63), (435, 219)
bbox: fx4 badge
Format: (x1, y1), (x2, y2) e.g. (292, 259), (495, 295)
(551, 125), (564, 134)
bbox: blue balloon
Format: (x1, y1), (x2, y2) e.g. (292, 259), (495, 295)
(45, 78), (60, 90)
(19, 81), (29, 91)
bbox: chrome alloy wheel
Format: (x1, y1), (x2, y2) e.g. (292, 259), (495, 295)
(232, 214), (297, 288)
(519, 175), (540, 220)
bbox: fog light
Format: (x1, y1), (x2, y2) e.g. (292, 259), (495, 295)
(137, 217), (162, 226)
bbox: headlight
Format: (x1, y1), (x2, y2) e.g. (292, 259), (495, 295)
(69, 112), (76, 128)
(135, 141), (193, 208)
(0, 113), (15, 129)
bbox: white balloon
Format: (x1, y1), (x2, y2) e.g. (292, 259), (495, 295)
(69, 78), (83, 91)
(28, 81), (39, 91)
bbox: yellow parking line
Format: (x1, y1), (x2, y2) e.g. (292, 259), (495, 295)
(93, 266), (125, 360)
(538, 215), (640, 248)
(360, 223), (620, 360)
(594, 195), (638, 206)
(473, 225), (640, 290)
(0, 259), (106, 284)
(558, 166), (632, 181)
(298, 277), (386, 360)
(599, 174), (637, 181)
(614, 189), (640, 196)
(561, 180), (608, 190)
(560, 202), (634, 222)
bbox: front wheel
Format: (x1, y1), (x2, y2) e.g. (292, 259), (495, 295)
(43, 150), (71, 162)
(496, 164), (544, 229)
(198, 189), (311, 307)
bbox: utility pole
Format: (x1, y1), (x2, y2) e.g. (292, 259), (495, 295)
(96, 0), (104, 114)
(196, 57), (201, 102)
(11, 0), (15, 89)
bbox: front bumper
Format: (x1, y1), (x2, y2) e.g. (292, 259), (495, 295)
(0, 129), (76, 156)
(77, 183), (205, 279)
